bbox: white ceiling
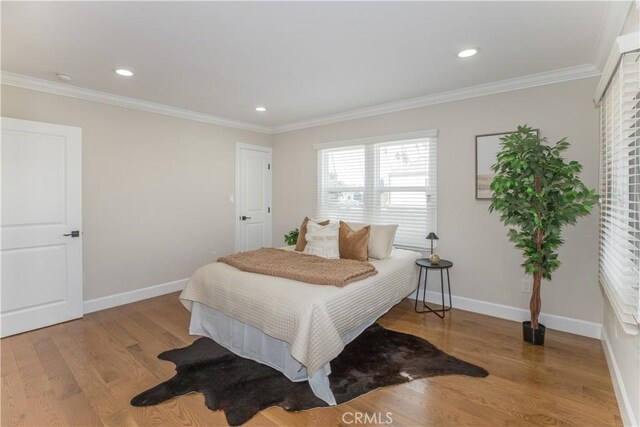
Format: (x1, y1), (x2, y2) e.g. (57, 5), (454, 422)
(1, 2), (613, 130)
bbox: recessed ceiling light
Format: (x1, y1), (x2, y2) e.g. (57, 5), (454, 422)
(56, 73), (72, 82)
(255, 106), (267, 112)
(457, 48), (479, 58)
(115, 69), (134, 77)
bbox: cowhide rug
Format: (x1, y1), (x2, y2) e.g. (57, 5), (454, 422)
(131, 323), (488, 426)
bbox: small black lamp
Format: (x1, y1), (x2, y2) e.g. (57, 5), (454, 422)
(426, 232), (439, 255)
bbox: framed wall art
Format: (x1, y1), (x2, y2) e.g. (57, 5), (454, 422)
(475, 129), (539, 199)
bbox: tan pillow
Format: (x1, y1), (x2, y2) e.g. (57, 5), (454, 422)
(295, 217), (330, 251)
(347, 222), (398, 259)
(339, 221), (371, 261)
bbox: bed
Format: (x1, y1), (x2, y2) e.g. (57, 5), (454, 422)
(179, 247), (421, 405)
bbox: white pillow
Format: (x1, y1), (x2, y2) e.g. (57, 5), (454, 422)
(303, 221), (340, 259)
(347, 222), (398, 259)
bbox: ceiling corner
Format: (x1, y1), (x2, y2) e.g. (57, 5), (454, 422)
(592, 1), (635, 71)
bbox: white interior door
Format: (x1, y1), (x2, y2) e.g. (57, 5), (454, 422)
(1, 117), (83, 337)
(236, 144), (272, 252)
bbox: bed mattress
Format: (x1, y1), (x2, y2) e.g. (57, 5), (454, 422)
(180, 248), (421, 376)
(188, 301), (376, 405)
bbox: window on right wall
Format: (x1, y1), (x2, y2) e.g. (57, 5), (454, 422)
(599, 51), (640, 334)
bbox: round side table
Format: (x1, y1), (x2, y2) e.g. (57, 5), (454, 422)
(415, 258), (453, 318)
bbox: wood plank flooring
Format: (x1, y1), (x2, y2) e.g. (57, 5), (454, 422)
(1, 293), (621, 426)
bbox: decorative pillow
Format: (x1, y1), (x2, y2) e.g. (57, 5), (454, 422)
(339, 221), (370, 261)
(347, 222), (398, 259)
(303, 221), (340, 259)
(295, 217), (330, 252)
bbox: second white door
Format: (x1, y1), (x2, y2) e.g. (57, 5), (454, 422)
(236, 144), (272, 252)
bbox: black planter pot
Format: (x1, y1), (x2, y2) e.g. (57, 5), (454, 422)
(522, 321), (546, 345)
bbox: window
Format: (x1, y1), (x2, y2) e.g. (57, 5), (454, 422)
(316, 132), (437, 249)
(599, 51), (640, 334)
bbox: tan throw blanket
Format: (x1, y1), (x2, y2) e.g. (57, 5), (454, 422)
(218, 247), (377, 286)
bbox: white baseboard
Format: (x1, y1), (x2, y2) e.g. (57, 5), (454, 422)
(83, 278), (188, 314)
(601, 328), (638, 427)
(407, 289), (602, 339)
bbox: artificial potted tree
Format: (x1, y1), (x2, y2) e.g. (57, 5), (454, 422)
(489, 125), (598, 345)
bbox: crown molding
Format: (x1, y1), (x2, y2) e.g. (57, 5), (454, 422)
(0, 72), (273, 134)
(272, 64), (601, 134)
(3, 64), (601, 136)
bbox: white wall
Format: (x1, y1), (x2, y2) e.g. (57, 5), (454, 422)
(603, 300), (640, 426)
(621, 3), (639, 34)
(1, 85), (272, 301)
(272, 77), (603, 325)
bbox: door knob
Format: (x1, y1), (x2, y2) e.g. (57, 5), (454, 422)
(240, 216), (252, 221)
(63, 230), (80, 237)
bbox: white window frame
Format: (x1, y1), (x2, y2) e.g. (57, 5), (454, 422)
(596, 32), (640, 335)
(314, 130), (438, 251)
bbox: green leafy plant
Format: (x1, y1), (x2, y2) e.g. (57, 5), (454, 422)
(489, 125), (598, 330)
(284, 228), (299, 246)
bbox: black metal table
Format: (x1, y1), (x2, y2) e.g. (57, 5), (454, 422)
(415, 258), (453, 318)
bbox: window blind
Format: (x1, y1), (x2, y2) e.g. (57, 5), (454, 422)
(599, 51), (640, 334)
(316, 136), (437, 249)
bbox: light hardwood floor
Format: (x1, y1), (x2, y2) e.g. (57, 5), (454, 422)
(1, 293), (621, 426)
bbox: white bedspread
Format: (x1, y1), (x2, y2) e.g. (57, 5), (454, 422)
(179, 248), (420, 375)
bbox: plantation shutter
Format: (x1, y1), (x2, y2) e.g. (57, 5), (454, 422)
(316, 133), (437, 249)
(599, 51), (640, 334)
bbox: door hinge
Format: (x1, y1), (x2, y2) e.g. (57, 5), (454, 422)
(268, 207), (271, 213)
(268, 163), (271, 170)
